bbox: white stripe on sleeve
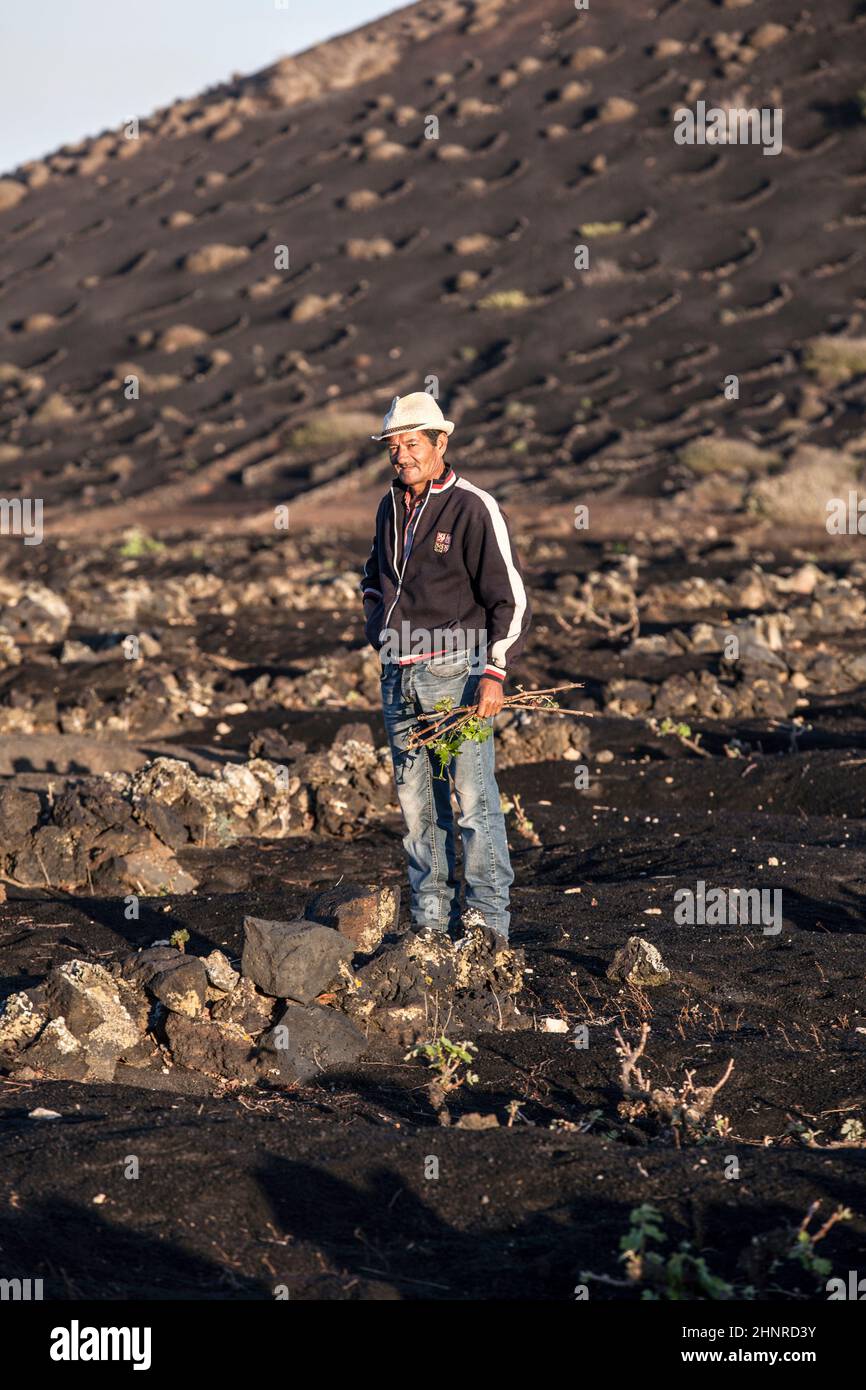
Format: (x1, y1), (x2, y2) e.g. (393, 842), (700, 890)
(456, 478), (527, 667)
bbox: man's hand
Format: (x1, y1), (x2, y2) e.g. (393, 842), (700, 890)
(475, 676), (505, 719)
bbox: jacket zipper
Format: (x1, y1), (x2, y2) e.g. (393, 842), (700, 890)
(383, 483), (433, 634)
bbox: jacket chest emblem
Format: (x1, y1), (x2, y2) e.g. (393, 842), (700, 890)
(433, 530), (452, 553)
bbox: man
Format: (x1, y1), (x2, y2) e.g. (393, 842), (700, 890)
(360, 391), (532, 941)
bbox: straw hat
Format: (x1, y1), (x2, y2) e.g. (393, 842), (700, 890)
(371, 392), (454, 441)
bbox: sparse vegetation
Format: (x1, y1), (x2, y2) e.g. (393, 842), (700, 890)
(118, 529), (165, 558)
(582, 1200), (852, 1300)
(288, 410), (379, 450)
(476, 289), (534, 310)
(500, 790), (541, 844)
(679, 436), (781, 477)
(579, 221), (625, 237)
(804, 335), (866, 385)
(409, 683), (582, 777)
(427, 695), (494, 777)
(405, 1036), (479, 1124)
(615, 1023), (734, 1141)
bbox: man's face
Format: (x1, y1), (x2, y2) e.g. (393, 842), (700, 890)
(388, 430), (446, 491)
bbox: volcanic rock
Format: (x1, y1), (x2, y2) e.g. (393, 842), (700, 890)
(45, 959), (135, 1037)
(211, 976), (276, 1034)
(342, 921), (525, 1045)
(305, 882), (400, 953)
(147, 957), (208, 1017)
(121, 945), (188, 987)
(241, 917), (354, 1002)
(202, 949), (240, 993)
(102, 843), (199, 895)
(0, 787), (41, 842)
(10, 826), (87, 891)
(261, 1002), (366, 1083)
(0, 584), (71, 643)
(164, 1013), (262, 1082)
(455, 1112), (500, 1130)
(0, 991), (48, 1053)
(607, 937), (671, 988)
(43, 959), (140, 1079)
(15, 1017), (89, 1081)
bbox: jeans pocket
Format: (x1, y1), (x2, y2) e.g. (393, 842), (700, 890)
(425, 655), (471, 681)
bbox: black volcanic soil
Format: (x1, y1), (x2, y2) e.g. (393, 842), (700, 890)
(2, 529), (866, 1299)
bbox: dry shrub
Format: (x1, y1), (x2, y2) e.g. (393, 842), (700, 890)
(288, 411), (379, 450)
(344, 237), (394, 260)
(804, 336), (866, 386)
(155, 325), (208, 353)
(748, 446), (862, 525)
(184, 244), (250, 274)
(679, 435), (781, 477)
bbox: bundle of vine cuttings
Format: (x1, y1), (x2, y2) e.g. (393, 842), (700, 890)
(406, 681), (592, 778)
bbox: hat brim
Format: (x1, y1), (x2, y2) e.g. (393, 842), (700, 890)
(371, 421), (455, 440)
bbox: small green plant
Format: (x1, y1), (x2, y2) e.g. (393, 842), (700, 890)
(785, 1202), (853, 1281)
(579, 220), (624, 237)
(652, 717), (707, 756)
(119, 529), (165, 559)
(170, 928), (189, 952)
(500, 790), (541, 845)
(476, 289), (533, 311)
(405, 1035), (479, 1123)
(584, 1201), (853, 1300)
(582, 1204), (740, 1300)
(660, 717), (693, 741)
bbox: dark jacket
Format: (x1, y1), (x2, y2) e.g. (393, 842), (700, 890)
(360, 463), (532, 682)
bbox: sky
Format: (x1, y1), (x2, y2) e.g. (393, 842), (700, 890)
(0, 0), (405, 175)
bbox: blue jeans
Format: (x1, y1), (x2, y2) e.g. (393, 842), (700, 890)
(380, 648), (514, 937)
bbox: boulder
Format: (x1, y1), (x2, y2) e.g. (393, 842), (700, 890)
(164, 1014), (261, 1082)
(121, 945), (187, 987)
(241, 917), (354, 1002)
(132, 795), (189, 851)
(120, 946), (206, 1016)
(11, 826), (87, 891)
(43, 960), (140, 1079)
(211, 976), (276, 1034)
(606, 936), (671, 987)
(148, 957), (208, 1017)
(106, 844), (198, 895)
(202, 949), (239, 994)
(45, 960), (136, 1038)
(261, 1003), (366, 1083)
(16, 1017), (89, 1081)
(0, 787), (41, 844)
(342, 920), (525, 1044)
(305, 882), (400, 953)
(0, 991), (48, 1053)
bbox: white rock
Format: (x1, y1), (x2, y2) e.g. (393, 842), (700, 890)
(541, 1017), (569, 1033)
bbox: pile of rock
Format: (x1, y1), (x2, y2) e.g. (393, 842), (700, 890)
(249, 722), (395, 837)
(0, 734), (398, 894)
(0, 755), (291, 895)
(0, 885), (526, 1088)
